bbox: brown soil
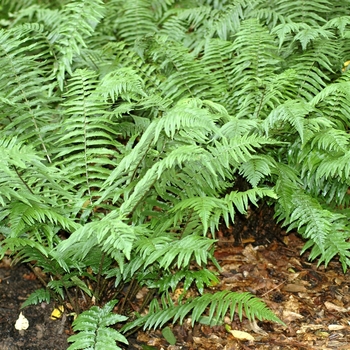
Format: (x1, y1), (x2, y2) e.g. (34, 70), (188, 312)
(1, 204), (350, 349)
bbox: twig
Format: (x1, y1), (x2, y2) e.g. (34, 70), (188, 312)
(261, 280), (286, 297)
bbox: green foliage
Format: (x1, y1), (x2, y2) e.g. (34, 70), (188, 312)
(1, 0), (350, 348)
(21, 288), (51, 308)
(67, 300), (128, 350)
(123, 291), (284, 331)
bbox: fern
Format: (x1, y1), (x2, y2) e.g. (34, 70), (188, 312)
(149, 268), (219, 295)
(123, 290), (284, 332)
(21, 289), (51, 308)
(3, 0), (350, 348)
(67, 300), (128, 350)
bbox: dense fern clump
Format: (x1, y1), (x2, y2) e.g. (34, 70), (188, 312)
(1, 0), (350, 348)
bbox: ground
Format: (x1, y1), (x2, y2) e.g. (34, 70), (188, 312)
(1, 204), (350, 350)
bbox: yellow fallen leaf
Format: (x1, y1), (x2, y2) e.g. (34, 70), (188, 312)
(15, 312), (29, 331)
(225, 325), (254, 341)
(229, 330), (255, 341)
(50, 305), (64, 320)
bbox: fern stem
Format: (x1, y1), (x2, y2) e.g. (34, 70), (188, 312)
(179, 208), (194, 239)
(123, 289), (156, 338)
(127, 176), (159, 217)
(27, 263), (65, 306)
(118, 276), (139, 314)
(255, 85), (266, 119)
(94, 252), (106, 302)
(62, 283), (80, 315)
(28, 263), (47, 287)
(130, 137), (157, 183)
(13, 166), (34, 195)
(83, 102), (92, 203)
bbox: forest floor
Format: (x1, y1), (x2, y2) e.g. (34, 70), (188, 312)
(1, 204), (350, 350)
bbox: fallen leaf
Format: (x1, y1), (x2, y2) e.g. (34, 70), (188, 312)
(50, 305), (64, 320)
(15, 312), (29, 330)
(22, 272), (37, 280)
(228, 329), (255, 341)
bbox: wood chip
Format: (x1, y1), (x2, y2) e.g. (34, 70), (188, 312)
(283, 284), (308, 293)
(324, 301), (349, 313)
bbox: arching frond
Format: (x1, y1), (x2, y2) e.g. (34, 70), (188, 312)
(123, 290), (284, 332)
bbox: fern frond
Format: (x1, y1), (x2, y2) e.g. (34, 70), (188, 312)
(113, 0), (157, 44)
(310, 80), (350, 127)
(315, 150), (350, 180)
(149, 268), (219, 295)
(154, 98), (220, 140)
(48, 0), (105, 89)
(171, 196), (231, 235)
(98, 67), (147, 102)
(0, 138), (42, 204)
(47, 273), (93, 301)
(311, 128), (350, 153)
(170, 187), (276, 235)
(239, 155), (275, 188)
(306, 225), (350, 272)
(8, 201), (78, 238)
(0, 25), (55, 160)
(275, 188), (341, 252)
(54, 68), (123, 201)
(225, 188), (277, 215)
(123, 290), (284, 332)
(208, 1), (248, 40)
(229, 18), (281, 117)
(0, 237), (49, 260)
(269, 0), (331, 26)
(21, 289), (51, 308)
(211, 135), (278, 165)
(67, 300), (128, 350)
(263, 100), (315, 142)
(201, 38), (235, 105)
(56, 214), (143, 273)
(147, 35), (217, 102)
(284, 39), (338, 100)
(136, 234), (215, 270)
(102, 120), (158, 195)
